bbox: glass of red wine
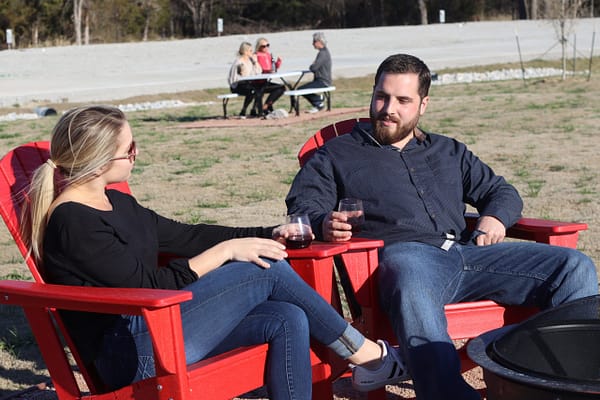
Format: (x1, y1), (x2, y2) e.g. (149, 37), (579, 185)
(338, 198), (365, 233)
(284, 214), (313, 249)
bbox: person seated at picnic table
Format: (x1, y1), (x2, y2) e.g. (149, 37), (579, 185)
(20, 104), (409, 398)
(254, 37), (285, 115)
(255, 37), (282, 73)
(297, 31), (332, 113)
(227, 41), (262, 117)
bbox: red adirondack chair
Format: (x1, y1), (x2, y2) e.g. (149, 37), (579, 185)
(0, 141), (342, 400)
(297, 118), (589, 398)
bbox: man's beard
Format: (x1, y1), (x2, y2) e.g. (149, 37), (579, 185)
(370, 109), (420, 146)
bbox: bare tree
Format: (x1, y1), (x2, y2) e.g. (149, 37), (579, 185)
(84, 6), (90, 45)
(536, 0), (586, 79)
(322, 0), (347, 28)
(73, 0), (84, 45)
(178, 0), (206, 37)
(139, 0), (160, 41)
(418, 0), (428, 24)
(531, 0), (538, 18)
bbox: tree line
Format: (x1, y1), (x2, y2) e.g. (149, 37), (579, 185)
(0, 0), (596, 48)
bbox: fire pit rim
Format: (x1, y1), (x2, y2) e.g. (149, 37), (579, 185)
(467, 325), (600, 395)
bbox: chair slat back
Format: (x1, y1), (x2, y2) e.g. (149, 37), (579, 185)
(297, 117), (369, 167)
(0, 142), (51, 281)
(0, 141), (131, 283)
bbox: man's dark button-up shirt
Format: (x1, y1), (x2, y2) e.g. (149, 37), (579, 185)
(286, 122), (523, 247)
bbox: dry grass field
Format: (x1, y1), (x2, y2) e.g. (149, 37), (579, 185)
(0, 59), (598, 399)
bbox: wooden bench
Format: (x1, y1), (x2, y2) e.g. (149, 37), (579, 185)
(284, 86), (336, 116)
(217, 93), (239, 119)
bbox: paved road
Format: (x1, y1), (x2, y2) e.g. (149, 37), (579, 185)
(0, 19), (598, 107)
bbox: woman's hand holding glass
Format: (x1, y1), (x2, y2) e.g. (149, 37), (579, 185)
(273, 214), (314, 249)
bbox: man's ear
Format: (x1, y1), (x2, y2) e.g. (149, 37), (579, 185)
(419, 96), (430, 115)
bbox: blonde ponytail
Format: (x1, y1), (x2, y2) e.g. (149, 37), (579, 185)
(21, 161), (59, 263)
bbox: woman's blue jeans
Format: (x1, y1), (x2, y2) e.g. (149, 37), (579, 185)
(95, 260), (364, 399)
(377, 240), (599, 400)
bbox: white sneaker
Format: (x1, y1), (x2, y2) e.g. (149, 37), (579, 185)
(306, 103), (324, 114)
(351, 340), (409, 392)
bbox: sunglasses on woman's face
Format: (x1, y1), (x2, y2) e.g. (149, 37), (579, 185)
(110, 140), (137, 162)
(260, 43), (270, 48)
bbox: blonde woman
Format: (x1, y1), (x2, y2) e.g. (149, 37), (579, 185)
(227, 41), (262, 117)
(254, 37), (285, 115)
(21, 105), (408, 398)
(255, 37), (281, 73)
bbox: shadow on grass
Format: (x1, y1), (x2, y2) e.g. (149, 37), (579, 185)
(0, 306), (51, 398)
(139, 114), (211, 123)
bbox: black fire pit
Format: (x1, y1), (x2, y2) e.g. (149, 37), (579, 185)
(467, 295), (600, 400)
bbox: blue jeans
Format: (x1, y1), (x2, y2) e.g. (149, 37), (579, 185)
(377, 241), (598, 400)
(95, 260), (364, 399)
(297, 80), (327, 107)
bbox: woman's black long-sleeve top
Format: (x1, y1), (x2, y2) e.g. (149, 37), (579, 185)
(43, 189), (274, 364)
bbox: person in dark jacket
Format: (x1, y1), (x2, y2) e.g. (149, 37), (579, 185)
(286, 53), (599, 400)
(21, 105), (408, 398)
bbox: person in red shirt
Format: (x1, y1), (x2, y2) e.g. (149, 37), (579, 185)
(255, 37), (282, 73)
(254, 37), (285, 115)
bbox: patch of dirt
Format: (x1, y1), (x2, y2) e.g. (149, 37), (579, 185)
(177, 107), (368, 129)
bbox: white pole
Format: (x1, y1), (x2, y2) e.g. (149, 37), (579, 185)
(6, 29), (13, 49)
(217, 18), (223, 37)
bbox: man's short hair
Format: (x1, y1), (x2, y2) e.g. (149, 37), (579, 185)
(313, 32), (327, 46)
(375, 54), (431, 99)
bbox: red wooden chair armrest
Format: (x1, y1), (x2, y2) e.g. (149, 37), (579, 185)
(346, 237), (385, 250)
(465, 212), (587, 247)
(0, 280), (192, 396)
(286, 241), (349, 258)
(0, 280), (191, 314)
(509, 217), (588, 235)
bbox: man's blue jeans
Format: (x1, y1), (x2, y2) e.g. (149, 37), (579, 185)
(94, 260), (364, 399)
(377, 241), (598, 400)
(297, 80), (327, 108)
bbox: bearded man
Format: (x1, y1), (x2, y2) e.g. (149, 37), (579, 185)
(285, 53), (598, 400)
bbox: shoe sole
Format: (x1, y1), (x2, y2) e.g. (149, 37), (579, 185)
(351, 367), (410, 392)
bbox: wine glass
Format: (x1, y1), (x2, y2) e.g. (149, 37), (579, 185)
(338, 198), (365, 233)
(284, 214), (313, 249)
